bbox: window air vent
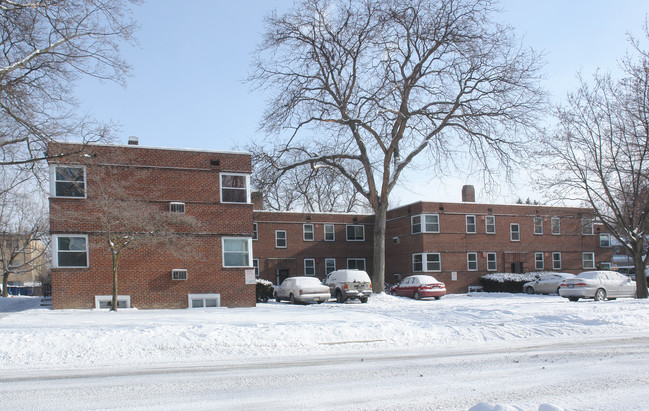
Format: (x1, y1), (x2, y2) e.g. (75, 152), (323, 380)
(210, 159), (220, 167)
(172, 269), (188, 281)
(169, 202), (185, 213)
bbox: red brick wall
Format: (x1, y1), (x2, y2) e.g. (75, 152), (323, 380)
(385, 201), (614, 293)
(253, 211), (374, 284)
(49, 142), (255, 309)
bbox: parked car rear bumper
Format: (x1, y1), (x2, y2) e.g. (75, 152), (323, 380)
(559, 287), (594, 299)
(418, 290), (446, 298)
(295, 293), (330, 303)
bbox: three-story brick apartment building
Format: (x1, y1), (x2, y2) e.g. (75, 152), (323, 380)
(48, 141), (255, 309)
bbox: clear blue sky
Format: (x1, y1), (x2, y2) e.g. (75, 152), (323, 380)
(74, 0), (649, 204)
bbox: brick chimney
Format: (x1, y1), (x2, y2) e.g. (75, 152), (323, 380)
(462, 185), (475, 202)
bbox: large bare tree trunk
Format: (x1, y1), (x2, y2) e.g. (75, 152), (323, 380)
(111, 252), (120, 311)
(632, 243), (648, 299)
(371, 202), (388, 293)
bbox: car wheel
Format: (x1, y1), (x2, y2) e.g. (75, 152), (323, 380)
(608, 298), (617, 301)
(290, 293), (296, 304)
(568, 297), (580, 302)
(317, 300), (323, 304)
(274, 293), (281, 303)
(434, 296), (441, 300)
(359, 296), (368, 304)
(414, 291), (421, 300)
(556, 287), (561, 295)
(336, 289), (345, 303)
(594, 288), (606, 301)
(525, 286), (535, 294)
(390, 290), (397, 296)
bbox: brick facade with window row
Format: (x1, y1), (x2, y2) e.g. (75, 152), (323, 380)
(252, 211), (374, 285)
(48, 142), (255, 309)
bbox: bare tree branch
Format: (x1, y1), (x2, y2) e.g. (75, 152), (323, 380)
(248, 0), (545, 291)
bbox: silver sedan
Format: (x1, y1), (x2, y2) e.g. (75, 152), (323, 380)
(523, 272), (575, 295)
(559, 270), (636, 302)
(274, 276), (331, 304)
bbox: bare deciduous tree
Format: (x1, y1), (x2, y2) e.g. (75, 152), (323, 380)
(52, 167), (202, 311)
(249, 0), (544, 291)
(544, 25), (649, 298)
(0, 0), (139, 170)
(251, 149), (370, 212)
(0, 174), (48, 297)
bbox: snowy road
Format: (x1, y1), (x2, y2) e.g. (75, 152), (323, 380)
(2, 335), (648, 410)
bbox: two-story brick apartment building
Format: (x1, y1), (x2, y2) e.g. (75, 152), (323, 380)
(252, 210), (374, 285)
(252, 188), (614, 294)
(48, 141), (255, 309)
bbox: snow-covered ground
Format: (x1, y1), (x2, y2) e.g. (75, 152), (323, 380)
(1, 293), (648, 410)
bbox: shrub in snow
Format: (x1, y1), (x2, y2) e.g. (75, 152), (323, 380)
(256, 279), (274, 303)
(479, 272), (538, 293)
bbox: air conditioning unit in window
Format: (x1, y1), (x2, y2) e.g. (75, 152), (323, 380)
(172, 269), (187, 280)
(169, 202), (185, 213)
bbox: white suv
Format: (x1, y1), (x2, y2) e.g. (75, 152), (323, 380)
(324, 269), (372, 303)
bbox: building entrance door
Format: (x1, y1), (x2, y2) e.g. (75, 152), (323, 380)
(511, 262), (524, 273)
(276, 269), (289, 285)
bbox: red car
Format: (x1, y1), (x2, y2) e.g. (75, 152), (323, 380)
(390, 275), (446, 300)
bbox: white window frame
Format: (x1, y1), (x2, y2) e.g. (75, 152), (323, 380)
(252, 223), (258, 241)
(535, 252), (544, 270)
(551, 217), (561, 235)
(412, 214), (440, 234)
(485, 215), (496, 234)
(52, 234), (89, 268)
(599, 233), (611, 248)
(466, 215), (477, 234)
(486, 252), (497, 271)
(552, 252), (562, 270)
(582, 252), (595, 269)
(220, 172), (251, 204)
(304, 258), (316, 276)
(252, 258), (260, 277)
(325, 258), (336, 274)
(346, 258), (366, 271)
(275, 230), (287, 248)
(467, 252), (478, 271)
(172, 269), (188, 280)
(534, 217), (543, 235)
(188, 293), (220, 308)
(413, 253), (441, 272)
(50, 165), (87, 199)
(510, 223), (520, 242)
(95, 295), (131, 310)
(581, 218), (594, 235)
(346, 224), (365, 241)
(303, 224), (314, 241)
(324, 224), (335, 241)
(169, 202), (185, 214)
(222, 237), (252, 268)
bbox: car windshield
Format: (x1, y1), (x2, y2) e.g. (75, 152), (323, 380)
(294, 277), (322, 286)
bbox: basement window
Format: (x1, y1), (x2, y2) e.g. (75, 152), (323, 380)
(188, 294), (220, 308)
(95, 295), (131, 309)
